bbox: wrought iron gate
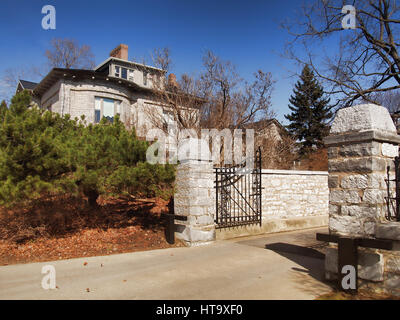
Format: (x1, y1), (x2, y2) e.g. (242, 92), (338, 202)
(385, 156), (400, 221)
(214, 147), (262, 229)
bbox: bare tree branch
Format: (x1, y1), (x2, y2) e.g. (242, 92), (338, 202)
(45, 38), (95, 69)
(283, 0), (400, 108)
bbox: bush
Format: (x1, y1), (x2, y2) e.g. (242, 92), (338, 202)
(0, 91), (175, 206)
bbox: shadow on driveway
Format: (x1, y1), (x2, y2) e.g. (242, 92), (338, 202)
(265, 242), (327, 283)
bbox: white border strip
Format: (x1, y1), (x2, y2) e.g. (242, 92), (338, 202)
(261, 169), (328, 176)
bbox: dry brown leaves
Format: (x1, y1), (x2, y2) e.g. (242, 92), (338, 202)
(0, 196), (183, 266)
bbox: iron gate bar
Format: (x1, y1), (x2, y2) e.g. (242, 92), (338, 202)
(229, 180), (257, 214)
(385, 156), (400, 221)
(214, 147), (262, 229)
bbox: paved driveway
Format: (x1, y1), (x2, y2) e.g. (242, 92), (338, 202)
(0, 227), (333, 300)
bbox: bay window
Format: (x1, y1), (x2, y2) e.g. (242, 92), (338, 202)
(94, 97), (121, 123)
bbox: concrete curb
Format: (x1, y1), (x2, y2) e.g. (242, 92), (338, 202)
(216, 215), (329, 240)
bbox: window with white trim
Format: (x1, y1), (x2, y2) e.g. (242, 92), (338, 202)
(121, 68), (127, 79)
(114, 66), (120, 77)
(94, 97), (121, 123)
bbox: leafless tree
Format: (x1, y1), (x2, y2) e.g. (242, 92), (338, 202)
(145, 72), (204, 137)
(45, 38), (95, 69)
(151, 47), (172, 73)
(283, 0), (400, 108)
(200, 50), (275, 130)
(367, 89), (400, 112)
(146, 49), (275, 135)
(1, 39), (95, 102)
(0, 67), (41, 102)
(2, 68), (28, 93)
(144, 49), (276, 165)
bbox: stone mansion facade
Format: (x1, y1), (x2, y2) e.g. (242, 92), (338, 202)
(16, 44), (174, 138)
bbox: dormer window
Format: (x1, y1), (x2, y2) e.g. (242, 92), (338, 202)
(114, 65), (129, 80)
(121, 68), (127, 79)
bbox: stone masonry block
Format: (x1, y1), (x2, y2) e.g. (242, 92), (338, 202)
(381, 143), (399, 157)
(368, 173), (386, 189)
(195, 215), (215, 226)
(329, 157), (387, 173)
(176, 225), (215, 243)
(330, 104), (396, 134)
(376, 222), (400, 241)
(363, 221), (376, 236)
(386, 255), (400, 274)
(328, 147), (338, 158)
(338, 141), (380, 157)
(341, 205), (377, 219)
(328, 176), (339, 188)
(330, 190), (360, 204)
(325, 247), (338, 274)
(358, 250), (384, 282)
(385, 273), (400, 290)
(324, 248), (384, 282)
(341, 174), (368, 189)
(362, 189), (385, 204)
(329, 215), (362, 235)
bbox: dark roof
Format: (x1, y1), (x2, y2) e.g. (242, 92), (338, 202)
(33, 68), (153, 97)
(32, 68), (204, 110)
(95, 57), (166, 74)
(19, 80), (38, 90)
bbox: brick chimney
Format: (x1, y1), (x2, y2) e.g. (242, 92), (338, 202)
(110, 44), (128, 60)
(168, 73), (179, 88)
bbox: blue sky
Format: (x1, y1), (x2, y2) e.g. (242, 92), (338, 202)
(0, 0), (332, 124)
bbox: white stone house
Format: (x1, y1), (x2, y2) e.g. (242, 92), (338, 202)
(16, 44), (181, 138)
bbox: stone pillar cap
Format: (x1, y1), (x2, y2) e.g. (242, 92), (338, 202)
(330, 104), (396, 135)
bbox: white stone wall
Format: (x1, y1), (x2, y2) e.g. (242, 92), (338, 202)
(261, 169), (329, 219)
(41, 80), (62, 113)
(175, 166), (329, 243)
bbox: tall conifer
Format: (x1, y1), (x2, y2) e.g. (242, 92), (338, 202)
(285, 65), (332, 155)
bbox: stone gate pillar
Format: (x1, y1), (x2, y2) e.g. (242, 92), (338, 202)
(324, 104), (400, 294)
(174, 139), (216, 246)
(325, 104), (400, 237)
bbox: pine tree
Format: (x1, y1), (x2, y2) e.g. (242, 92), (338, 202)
(0, 91), (175, 207)
(0, 91), (76, 204)
(0, 100), (7, 121)
(284, 65), (332, 155)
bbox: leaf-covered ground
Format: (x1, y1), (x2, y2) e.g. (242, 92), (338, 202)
(317, 290), (400, 300)
(0, 197), (183, 266)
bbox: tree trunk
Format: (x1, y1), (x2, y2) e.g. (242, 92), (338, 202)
(85, 190), (99, 207)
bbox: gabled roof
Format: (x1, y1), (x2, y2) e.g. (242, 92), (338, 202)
(15, 79), (38, 94)
(19, 80), (38, 90)
(16, 79), (38, 95)
(240, 119), (287, 133)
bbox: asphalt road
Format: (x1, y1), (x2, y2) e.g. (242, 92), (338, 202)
(0, 227), (332, 300)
